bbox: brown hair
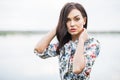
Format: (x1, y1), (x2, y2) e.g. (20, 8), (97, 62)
(56, 2), (88, 54)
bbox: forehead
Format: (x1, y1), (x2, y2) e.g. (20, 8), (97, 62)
(67, 9), (82, 18)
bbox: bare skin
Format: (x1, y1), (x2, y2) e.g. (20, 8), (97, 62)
(34, 28), (56, 53)
(72, 29), (88, 74)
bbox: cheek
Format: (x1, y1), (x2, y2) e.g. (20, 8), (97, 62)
(77, 27), (83, 33)
(77, 23), (84, 32)
(78, 21), (84, 28)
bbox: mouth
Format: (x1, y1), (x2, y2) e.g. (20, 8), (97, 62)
(70, 28), (76, 32)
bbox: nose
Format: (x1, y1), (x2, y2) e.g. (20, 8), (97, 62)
(70, 20), (75, 27)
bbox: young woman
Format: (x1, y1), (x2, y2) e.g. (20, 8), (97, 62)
(34, 2), (100, 80)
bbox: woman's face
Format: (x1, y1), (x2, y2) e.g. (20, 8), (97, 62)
(66, 9), (86, 38)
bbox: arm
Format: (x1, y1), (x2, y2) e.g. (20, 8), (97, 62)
(34, 28), (56, 54)
(83, 38), (100, 76)
(73, 28), (88, 74)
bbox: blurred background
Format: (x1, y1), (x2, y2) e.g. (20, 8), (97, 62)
(0, 0), (120, 80)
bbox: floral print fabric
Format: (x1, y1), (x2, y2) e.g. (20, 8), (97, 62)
(35, 37), (100, 80)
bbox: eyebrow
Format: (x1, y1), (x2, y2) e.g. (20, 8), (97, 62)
(67, 15), (80, 19)
(74, 15), (80, 18)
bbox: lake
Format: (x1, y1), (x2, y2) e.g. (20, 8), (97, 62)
(0, 32), (120, 80)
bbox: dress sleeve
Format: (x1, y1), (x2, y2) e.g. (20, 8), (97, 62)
(35, 43), (58, 59)
(83, 38), (100, 76)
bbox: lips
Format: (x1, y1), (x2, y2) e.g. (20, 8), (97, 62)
(70, 28), (76, 32)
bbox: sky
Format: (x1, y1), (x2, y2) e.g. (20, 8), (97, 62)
(0, 0), (120, 31)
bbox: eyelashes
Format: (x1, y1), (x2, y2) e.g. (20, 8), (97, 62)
(74, 17), (80, 21)
(66, 17), (80, 22)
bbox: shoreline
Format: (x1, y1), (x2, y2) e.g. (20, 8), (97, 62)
(0, 30), (120, 36)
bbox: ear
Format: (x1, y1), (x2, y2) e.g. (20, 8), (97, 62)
(83, 17), (86, 25)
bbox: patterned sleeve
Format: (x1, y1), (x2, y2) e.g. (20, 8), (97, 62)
(83, 38), (100, 76)
(35, 43), (58, 59)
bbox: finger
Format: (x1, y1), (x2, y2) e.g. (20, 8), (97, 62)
(83, 28), (86, 31)
(81, 28), (84, 32)
(83, 28), (87, 32)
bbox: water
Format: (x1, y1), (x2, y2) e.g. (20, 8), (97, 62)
(0, 33), (120, 80)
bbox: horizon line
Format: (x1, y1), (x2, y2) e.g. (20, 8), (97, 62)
(0, 30), (120, 36)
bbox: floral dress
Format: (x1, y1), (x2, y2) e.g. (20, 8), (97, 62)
(35, 37), (100, 80)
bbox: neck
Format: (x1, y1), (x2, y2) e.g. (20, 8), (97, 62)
(72, 35), (79, 41)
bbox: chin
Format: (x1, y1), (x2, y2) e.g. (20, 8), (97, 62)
(70, 32), (79, 36)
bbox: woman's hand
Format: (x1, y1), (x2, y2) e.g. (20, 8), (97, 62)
(34, 28), (56, 53)
(79, 28), (88, 42)
(73, 28), (87, 74)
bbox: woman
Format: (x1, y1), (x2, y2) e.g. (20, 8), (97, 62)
(34, 2), (100, 80)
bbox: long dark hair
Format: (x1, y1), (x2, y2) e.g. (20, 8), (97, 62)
(56, 2), (88, 54)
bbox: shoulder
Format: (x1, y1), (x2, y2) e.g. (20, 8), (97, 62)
(85, 37), (100, 46)
(84, 37), (100, 51)
(84, 37), (100, 56)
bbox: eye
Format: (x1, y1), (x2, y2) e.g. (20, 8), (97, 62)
(66, 18), (71, 22)
(74, 17), (80, 21)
